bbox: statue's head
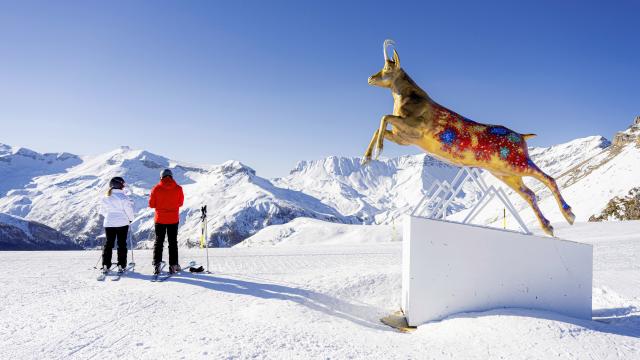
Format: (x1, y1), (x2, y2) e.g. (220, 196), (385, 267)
(368, 39), (401, 88)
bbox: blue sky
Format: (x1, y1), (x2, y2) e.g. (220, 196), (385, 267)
(1, 1), (638, 178)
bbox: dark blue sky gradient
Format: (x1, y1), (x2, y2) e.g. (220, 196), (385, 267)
(1, 1), (638, 177)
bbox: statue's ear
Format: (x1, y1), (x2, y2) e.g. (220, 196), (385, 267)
(392, 49), (400, 68)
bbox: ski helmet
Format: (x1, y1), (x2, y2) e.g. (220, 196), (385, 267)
(160, 168), (173, 179)
(109, 177), (125, 189)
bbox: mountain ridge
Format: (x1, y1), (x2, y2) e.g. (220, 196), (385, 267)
(1, 117), (638, 248)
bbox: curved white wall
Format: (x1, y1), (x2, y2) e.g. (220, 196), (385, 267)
(402, 216), (593, 326)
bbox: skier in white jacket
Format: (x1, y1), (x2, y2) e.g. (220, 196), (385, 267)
(99, 177), (135, 274)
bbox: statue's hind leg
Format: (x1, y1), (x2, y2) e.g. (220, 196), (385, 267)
(493, 173), (554, 236)
(527, 166), (575, 225)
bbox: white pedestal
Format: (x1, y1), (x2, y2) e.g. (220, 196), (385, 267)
(401, 216), (593, 326)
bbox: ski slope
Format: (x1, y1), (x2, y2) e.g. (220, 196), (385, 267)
(1, 221), (639, 359)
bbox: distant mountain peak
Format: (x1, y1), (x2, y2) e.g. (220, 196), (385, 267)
(218, 160), (256, 176)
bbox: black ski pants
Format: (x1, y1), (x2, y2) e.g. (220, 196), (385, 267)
(103, 225), (128, 268)
(153, 223), (179, 266)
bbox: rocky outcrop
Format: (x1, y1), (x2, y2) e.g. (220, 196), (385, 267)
(589, 187), (640, 222)
(612, 116), (640, 147)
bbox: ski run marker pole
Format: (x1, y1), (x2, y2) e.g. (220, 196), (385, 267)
(200, 205), (210, 273)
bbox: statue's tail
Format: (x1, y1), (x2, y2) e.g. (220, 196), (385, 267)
(522, 133), (537, 140)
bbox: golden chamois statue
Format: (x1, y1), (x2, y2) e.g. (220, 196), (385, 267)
(363, 40), (575, 236)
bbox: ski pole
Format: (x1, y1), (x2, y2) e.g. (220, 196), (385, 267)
(93, 235), (105, 269)
(128, 228), (136, 266)
(94, 253), (102, 269)
(205, 210), (210, 273)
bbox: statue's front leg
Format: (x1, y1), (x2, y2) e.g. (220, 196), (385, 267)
(375, 115), (403, 159)
(361, 129), (379, 166)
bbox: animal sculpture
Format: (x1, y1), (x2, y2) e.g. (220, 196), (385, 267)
(363, 40), (575, 236)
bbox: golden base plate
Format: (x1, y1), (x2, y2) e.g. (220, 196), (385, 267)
(380, 310), (417, 333)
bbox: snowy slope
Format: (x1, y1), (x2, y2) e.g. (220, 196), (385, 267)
(0, 212), (79, 250)
(238, 217), (401, 247)
(1, 221), (639, 359)
(0, 146), (352, 248)
(527, 135), (610, 178)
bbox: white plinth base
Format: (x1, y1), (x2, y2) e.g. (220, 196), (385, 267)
(401, 216), (593, 326)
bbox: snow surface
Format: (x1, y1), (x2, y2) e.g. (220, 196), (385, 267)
(238, 217), (402, 247)
(1, 221), (639, 359)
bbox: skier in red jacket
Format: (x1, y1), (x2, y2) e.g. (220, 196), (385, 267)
(149, 169), (184, 274)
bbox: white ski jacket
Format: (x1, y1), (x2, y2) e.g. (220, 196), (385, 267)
(100, 189), (135, 228)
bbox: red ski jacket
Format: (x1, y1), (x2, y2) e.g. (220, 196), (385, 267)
(149, 177), (184, 224)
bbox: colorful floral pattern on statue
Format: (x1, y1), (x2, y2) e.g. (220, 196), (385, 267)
(432, 103), (530, 171)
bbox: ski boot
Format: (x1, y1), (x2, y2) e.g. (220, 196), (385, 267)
(169, 264), (181, 274)
(153, 264), (161, 276)
(102, 265), (110, 275)
(117, 265), (125, 274)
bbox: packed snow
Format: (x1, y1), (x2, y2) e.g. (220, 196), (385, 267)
(238, 217), (402, 247)
(1, 220), (639, 359)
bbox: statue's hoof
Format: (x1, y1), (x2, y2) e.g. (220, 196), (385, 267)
(565, 211), (576, 225)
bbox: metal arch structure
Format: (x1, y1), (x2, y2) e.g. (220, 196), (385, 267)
(411, 167), (531, 235)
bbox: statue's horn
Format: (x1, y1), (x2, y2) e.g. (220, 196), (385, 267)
(383, 39), (395, 61)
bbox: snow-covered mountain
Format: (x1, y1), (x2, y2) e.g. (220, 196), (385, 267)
(537, 121), (640, 222)
(0, 116), (638, 248)
(273, 119), (640, 236)
(173, 160), (353, 247)
(0, 146), (351, 248)
(0, 143), (81, 197)
(274, 155), (461, 224)
(274, 135), (614, 229)
(0, 212), (79, 250)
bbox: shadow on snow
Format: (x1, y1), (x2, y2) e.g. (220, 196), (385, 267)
(126, 271), (390, 332)
(124, 271), (640, 337)
(444, 306), (640, 338)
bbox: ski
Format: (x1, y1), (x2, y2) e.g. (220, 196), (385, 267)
(96, 269), (109, 281)
(110, 262), (136, 281)
(155, 271), (173, 282)
(154, 260), (196, 282)
(96, 265), (113, 281)
(151, 262), (166, 282)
